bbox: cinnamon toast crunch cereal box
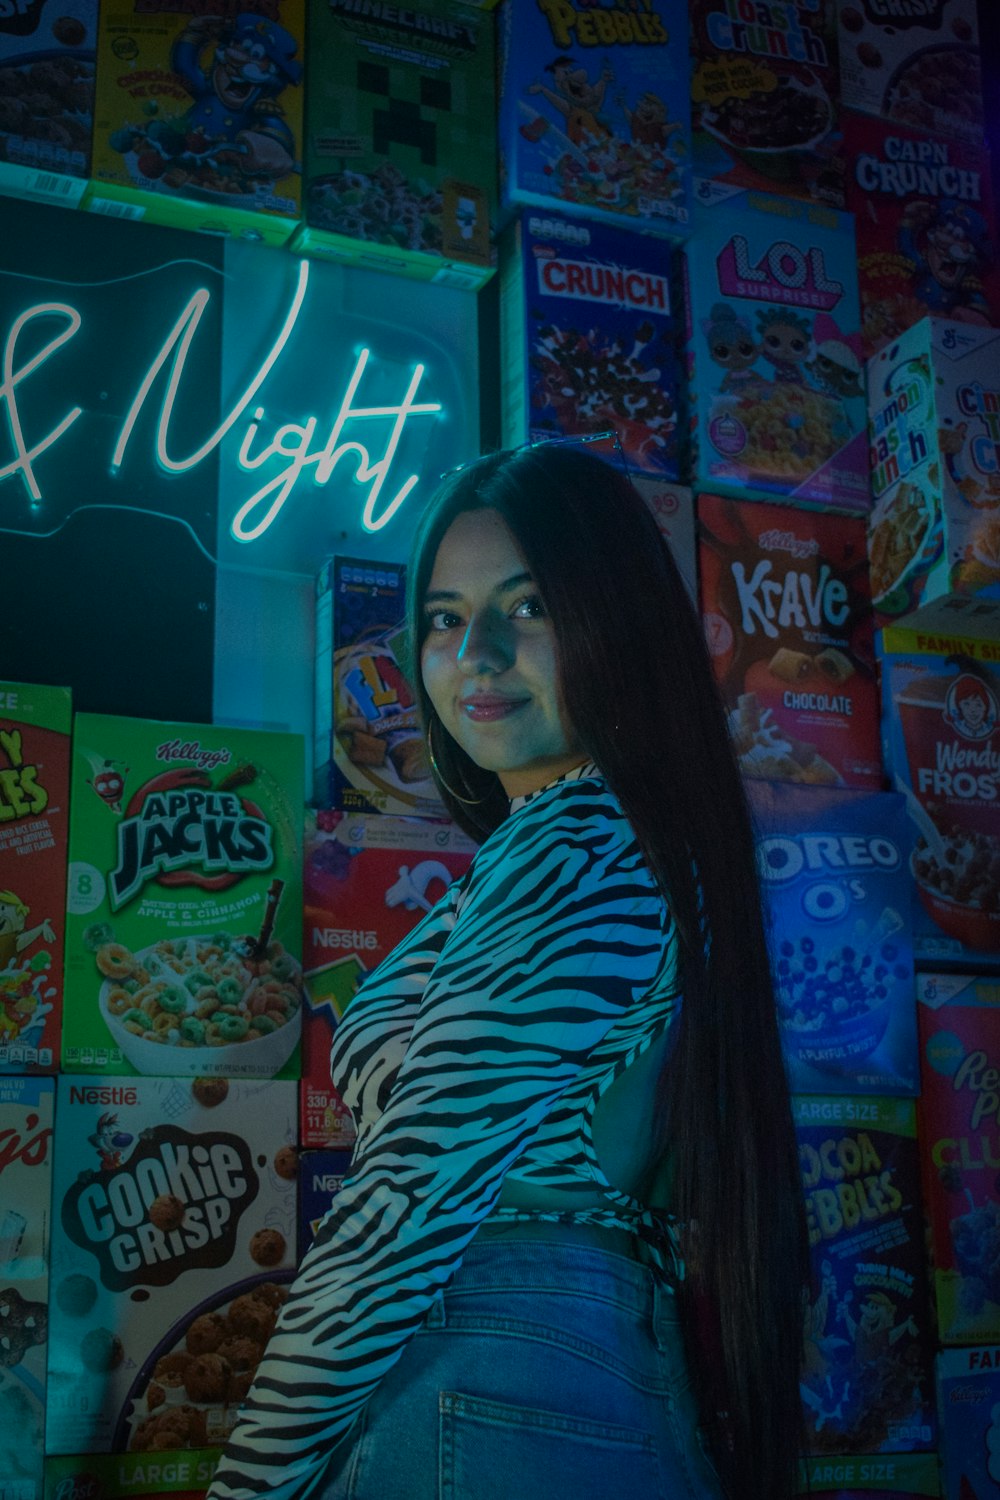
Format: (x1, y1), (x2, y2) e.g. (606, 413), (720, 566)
(497, 0), (691, 236)
(0, 0), (94, 207)
(936, 1346), (1000, 1500)
(0, 681), (71, 1074)
(61, 715), (304, 1079)
(797, 1453), (940, 1496)
(46, 1076), (297, 1457)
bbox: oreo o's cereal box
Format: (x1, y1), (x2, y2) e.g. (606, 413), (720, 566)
(936, 1346), (1000, 1500)
(497, 0), (691, 236)
(750, 783), (917, 1096)
(0, 0), (95, 207)
(797, 1452), (941, 1497)
(698, 495), (881, 789)
(62, 715), (304, 1079)
(46, 1076), (297, 1458)
(686, 190), (868, 510)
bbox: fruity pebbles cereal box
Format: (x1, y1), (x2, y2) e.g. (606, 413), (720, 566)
(698, 495), (881, 788)
(795, 1096), (936, 1457)
(44, 1449), (220, 1500)
(686, 189), (868, 510)
(0, 1076), (54, 1500)
(690, 0), (844, 209)
(844, 115), (999, 362)
(0, 0), (95, 208)
(867, 319), (1000, 624)
(499, 209), (686, 477)
(62, 714), (304, 1079)
(797, 1452), (941, 1498)
(0, 681), (71, 1074)
(46, 1076), (297, 1458)
(750, 783), (917, 1096)
(497, 0), (691, 237)
(918, 974), (1000, 1345)
(87, 0), (304, 244)
(291, 0), (496, 288)
(936, 1346), (1000, 1500)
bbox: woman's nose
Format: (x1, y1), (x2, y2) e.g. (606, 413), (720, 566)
(456, 612), (514, 674)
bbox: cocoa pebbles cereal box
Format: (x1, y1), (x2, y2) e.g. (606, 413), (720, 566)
(685, 189), (868, 510)
(61, 715), (304, 1079)
(46, 1076), (297, 1459)
(918, 974), (1000, 1345)
(499, 210), (685, 477)
(0, 0), (95, 208)
(936, 1346), (1000, 1500)
(797, 1452), (941, 1498)
(0, 681), (71, 1074)
(750, 783), (917, 1096)
(0, 1076), (54, 1500)
(44, 1449), (220, 1500)
(698, 495), (881, 788)
(795, 1096), (936, 1457)
(496, 0), (691, 236)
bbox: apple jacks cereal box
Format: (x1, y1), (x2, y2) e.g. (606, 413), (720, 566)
(46, 1076), (297, 1458)
(750, 783), (917, 1096)
(795, 1096), (936, 1457)
(686, 190), (868, 510)
(497, 0), (691, 236)
(936, 1346), (1000, 1500)
(698, 495), (881, 788)
(292, 0), (496, 288)
(499, 210), (685, 476)
(797, 1452), (941, 1497)
(0, 0), (95, 207)
(88, 0), (304, 244)
(62, 715), (304, 1079)
(0, 1077), (53, 1500)
(0, 681), (71, 1074)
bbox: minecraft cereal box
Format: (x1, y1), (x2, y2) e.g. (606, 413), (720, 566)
(918, 975), (1000, 1344)
(291, 0), (496, 288)
(797, 1452), (941, 1497)
(936, 1346), (1000, 1500)
(496, 0), (691, 236)
(46, 1076), (297, 1457)
(686, 189), (868, 510)
(0, 681), (71, 1074)
(61, 714), (304, 1079)
(87, 0), (305, 243)
(0, 0), (95, 207)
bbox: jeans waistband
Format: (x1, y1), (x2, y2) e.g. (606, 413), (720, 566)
(444, 1235), (674, 1320)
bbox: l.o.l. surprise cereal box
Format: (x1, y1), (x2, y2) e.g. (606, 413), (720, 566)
(62, 715), (304, 1078)
(497, 0), (691, 236)
(698, 495), (881, 788)
(46, 1076), (297, 1459)
(0, 681), (71, 1074)
(686, 189), (868, 509)
(917, 975), (1000, 1345)
(936, 1346), (1000, 1500)
(0, 0), (95, 208)
(797, 1452), (941, 1498)
(499, 210), (685, 477)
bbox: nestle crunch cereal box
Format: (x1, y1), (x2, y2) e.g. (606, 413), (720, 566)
(298, 1148), (351, 1256)
(0, 0), (94, 207)
(935, 1346), (1000, 1500)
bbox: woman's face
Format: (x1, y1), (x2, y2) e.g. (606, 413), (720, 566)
(420, 508), (582, 799)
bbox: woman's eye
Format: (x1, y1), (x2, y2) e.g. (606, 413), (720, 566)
(512, 595), (546, 620)
(425, 609), (461, 632)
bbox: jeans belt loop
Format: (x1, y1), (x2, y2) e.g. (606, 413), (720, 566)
(424, 1293), (447, 1330)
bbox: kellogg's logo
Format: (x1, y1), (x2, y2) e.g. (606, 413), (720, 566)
(0, 1110), (52, 1176)
(944, 673), (999, 743)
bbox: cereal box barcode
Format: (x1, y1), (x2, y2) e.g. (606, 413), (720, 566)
(88, 198), (145, 220)
(30, 172), (78, 196)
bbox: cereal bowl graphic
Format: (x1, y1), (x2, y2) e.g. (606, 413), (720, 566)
(700, 71), (833, 178)
(868, 482), (942, 618)
(911, 844), (1000, 953)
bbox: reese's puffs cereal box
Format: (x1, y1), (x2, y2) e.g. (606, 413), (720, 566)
(46, 1076), (297, 1458)
(62, 714), (303, 1079)
(0, 680), (71, 1074)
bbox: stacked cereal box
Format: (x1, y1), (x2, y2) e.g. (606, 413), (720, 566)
(292, 0), (496, 288)
(0, 0), (95, 207)
(0, 681), (71, 1074)
(935, 1346), (1000, 1500)
(61, 715), (304, 1078)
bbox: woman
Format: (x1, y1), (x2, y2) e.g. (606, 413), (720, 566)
(208, 444), (808, 1500)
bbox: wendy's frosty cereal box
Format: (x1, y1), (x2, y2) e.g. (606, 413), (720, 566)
(499, 210), (685, 476)
(750, 783), (917, 1095)
(936, 1346), (1000, 1500)
(496, 0), (691, 236)
(698, 495), (881, 788)
(0, 0), (94, 207)
(0, 681), (71, 1074)
(797, 1453), (941, 1497)
(46, 1076), (296, 1458)
(686, 190), (868, 510)
(61, 714), (304, 1079)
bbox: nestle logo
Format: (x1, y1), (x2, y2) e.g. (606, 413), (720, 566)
(69, 1086), (139, 1106)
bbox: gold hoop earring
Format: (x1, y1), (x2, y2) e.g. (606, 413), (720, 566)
(426, 721), (488, 806)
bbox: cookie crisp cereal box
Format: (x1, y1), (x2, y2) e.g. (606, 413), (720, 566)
(46, 1076), (297, 1458)
(0, 681), (71, 1074)
(917, 974), (1000, 1345)
(797, 1452), (941, 1497)
(291, 0), (496, 288)
(499, 210), (686, 478)
(62, 714), (304, 1079)
(44, 1449), (220, 1500)
(0, 1076), (54, 1500)
(497, 0), (691, 237)
(686, 190), (868, 510)
(936, 1346), (1000, 1500)
(867, 319), (1000, 625)
(750, 783), (917, 1096)
(87, 0), (305, 244)
(0, 0), (95, 207)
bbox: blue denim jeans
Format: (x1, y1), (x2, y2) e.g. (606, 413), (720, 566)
(315, 1238), (725, 1500)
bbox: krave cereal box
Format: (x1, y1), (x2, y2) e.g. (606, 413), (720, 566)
(0, 0), (94, 207)
(936, 1345), (1000, 1500)
(797, 1452), (941, 1497)
(62, 714), (304, 1078)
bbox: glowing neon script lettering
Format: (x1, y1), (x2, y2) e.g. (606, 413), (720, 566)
(0, 303), (83, 503)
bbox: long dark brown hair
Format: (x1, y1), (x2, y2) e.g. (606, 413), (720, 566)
(406, 444), (808, 1500)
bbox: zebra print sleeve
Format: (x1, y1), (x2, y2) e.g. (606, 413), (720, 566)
(207, 782), (675, 1500)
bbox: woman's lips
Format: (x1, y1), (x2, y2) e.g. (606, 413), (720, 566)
(460, 696), (528, 722)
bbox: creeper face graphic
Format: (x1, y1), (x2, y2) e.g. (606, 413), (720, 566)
(360, 59), (452, 167)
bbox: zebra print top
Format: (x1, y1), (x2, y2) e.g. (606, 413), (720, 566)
(208, 762), (682, 1500)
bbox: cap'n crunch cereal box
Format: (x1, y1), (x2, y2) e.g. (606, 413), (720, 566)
(0, 0), (95, 207)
